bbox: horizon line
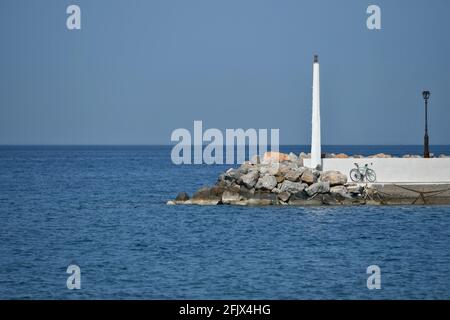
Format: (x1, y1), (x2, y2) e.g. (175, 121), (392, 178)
(0, 144), (449, 147)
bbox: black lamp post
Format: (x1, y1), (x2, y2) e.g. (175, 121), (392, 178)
(422, 90), (430, 158)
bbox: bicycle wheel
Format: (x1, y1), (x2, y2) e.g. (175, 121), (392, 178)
(350, 169), (362, 182)
(366, 169), (377, 182)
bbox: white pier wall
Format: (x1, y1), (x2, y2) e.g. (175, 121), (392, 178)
(303, 158), (450, 184)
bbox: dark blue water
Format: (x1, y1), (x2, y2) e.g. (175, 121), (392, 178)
(1, 145), (450, 299)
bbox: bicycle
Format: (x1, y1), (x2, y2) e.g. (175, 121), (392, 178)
(350, 163), (377, 183)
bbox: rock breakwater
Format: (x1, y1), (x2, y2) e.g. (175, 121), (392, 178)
(168, 152), (371, 206)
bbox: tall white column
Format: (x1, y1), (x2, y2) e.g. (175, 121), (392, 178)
(310, 55), (321, 169)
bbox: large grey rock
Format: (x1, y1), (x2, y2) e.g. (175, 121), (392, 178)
(224, 168), (242, 182)
(313, 170), (321, 179)
(289, 191), (322, 205)
(215, 172), (228, 187)
(175, 192), (190, 202)
(192, 185), (225, 200)
(191, 187), (221, 205)
(346, 184), (364, 195)
(330, 185), (351, 199)
(322, 193), (340, 205)
(241, 170), (259, 188)
(259, 163), (280, 176)
(209, 185), (226, 198)
(262, 152), (290, 164)
(245, 191), (277, 205)
(288, 152), (298, 162)
(222, 190), (242, 204)
(271, 187), (281, 194)
(280, 180), (307, 194)
(277, 191), (291, 202)
(284, 170), (301, 182)
(192, 186), (210, 199)
(369, 153), (392, 158)
(275, 174), (285, 183)
(278, 164), (292, 175)
(237, 161), (253, 174)
(305, 181), (330, 196)
(255, 175), (278, 191)
(301, 169), (316, 184)
(285, 168), (306, 182)
(238, 185), (255, 199)
(299, 152), (310, 159)
(232, 190), (277, 206)
(334, 153), (349, 159)
(289, 191), (308, 201)
(320, 170), (347, 186)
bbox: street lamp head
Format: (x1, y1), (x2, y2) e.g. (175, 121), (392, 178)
(422, 90), (430, 100)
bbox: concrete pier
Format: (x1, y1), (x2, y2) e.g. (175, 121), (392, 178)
(367, 183), (450, 205)
(303, 157), (450, 205)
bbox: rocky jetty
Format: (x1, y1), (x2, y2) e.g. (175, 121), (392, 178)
(168, 152), (369, 206)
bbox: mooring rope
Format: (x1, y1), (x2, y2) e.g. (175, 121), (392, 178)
(383, 184), (450, 205)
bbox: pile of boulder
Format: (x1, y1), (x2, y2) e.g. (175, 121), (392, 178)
(168, 152), (367, 206)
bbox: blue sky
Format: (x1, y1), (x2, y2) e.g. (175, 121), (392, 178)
(0, 0), (449, 145)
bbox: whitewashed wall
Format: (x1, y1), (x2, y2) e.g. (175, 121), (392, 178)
(303, 158), (450, 184)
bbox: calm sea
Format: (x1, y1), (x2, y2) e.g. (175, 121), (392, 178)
(0, 145), (450, 299)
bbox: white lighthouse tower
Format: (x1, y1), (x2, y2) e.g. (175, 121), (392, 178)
(310, 54), (321, 169)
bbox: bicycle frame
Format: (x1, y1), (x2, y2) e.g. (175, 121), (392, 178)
(355, 164), (369, 175)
